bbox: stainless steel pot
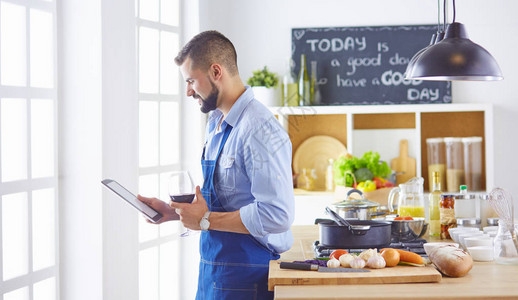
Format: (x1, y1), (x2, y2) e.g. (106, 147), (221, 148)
(332, 189), (385, 220)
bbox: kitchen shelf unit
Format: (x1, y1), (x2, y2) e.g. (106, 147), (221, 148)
(270, 103), (494, 193)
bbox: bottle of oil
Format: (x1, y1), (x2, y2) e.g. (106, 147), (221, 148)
(298, 54), (310, 106)
(429, 171), (442, 236)
(282, 58), (298, 106)
(310, 60), (321, 105)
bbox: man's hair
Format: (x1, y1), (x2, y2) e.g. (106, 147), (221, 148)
(174, 30), (238, 76)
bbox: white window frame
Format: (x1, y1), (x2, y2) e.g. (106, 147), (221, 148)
(0, 0), (59, 298)
(136, 1), (185, 299)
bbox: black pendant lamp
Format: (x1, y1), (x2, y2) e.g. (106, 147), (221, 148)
(404, 0), (444, 79)
(408, 0), (503, 81)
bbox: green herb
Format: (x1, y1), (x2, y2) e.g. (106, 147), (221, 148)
(247, 66), (279, 88)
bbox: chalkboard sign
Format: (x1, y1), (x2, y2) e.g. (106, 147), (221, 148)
(292, 25), (452, 105)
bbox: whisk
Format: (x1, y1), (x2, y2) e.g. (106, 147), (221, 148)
(488, 188), (518, 254)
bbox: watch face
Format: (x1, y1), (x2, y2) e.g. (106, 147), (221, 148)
(201, 218), (210, 230)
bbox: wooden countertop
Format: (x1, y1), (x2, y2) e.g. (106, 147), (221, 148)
(274, 225), (518, 300)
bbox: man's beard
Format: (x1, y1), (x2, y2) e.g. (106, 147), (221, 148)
(198, 81), (219, 114)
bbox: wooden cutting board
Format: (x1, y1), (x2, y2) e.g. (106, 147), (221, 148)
(268, 260), (441, 290)
(390, 139), (416, 185)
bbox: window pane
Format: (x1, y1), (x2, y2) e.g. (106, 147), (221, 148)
(160, 31), (179, 95)
(1, 98), (28, 182)
(139, 247), (159, 300)
(159, 172), (178, 237)
(31, 99), (55, 178)
(160, 0), (179, 26)
(33, 277), (56, 300)
(139, 101), (159, 167)
(139, 27), (159, 93)
(139, 0), (159, 22)
(30, 9), (54, 88)
(2, 192), (29, 280)
(4, 286), (29, 300)
(32, 188), (56, 271)
(159, 101), (179, 165)
(160, 241), (179, 299)
(139, 174), (159, 242)
(0, 2), (26, 86)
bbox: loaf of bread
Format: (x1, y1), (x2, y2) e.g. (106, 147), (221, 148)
(428, 245), (473, 277)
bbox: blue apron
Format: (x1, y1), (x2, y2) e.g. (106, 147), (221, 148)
(196, 125), (279, 300)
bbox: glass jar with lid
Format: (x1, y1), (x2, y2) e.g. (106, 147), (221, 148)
(426, 138), (446, 192)
(462, 137), (483, 191)
(444, 137), (465, 192)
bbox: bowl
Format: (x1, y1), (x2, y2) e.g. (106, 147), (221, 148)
(448, 227), (477, 236)
(390, 218), (428, 242)
(423, 242), (459, 256)
(467, 246), (494, 262)
(458, 232), (484, 249)
(451, 228), (480, 243)
(465, 236), (493, 248)
(483, 226), (498, 234)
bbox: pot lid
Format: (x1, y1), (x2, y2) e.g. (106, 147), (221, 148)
(333, 198), (380, 209)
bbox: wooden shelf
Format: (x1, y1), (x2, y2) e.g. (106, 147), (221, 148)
(271, 103), (493, 192)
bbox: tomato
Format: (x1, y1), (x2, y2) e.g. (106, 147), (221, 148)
(372, 177), (386, 189)
(394, 216), (414, 221)
(329, 249), (349, 260)
(383, 181), (395, 188)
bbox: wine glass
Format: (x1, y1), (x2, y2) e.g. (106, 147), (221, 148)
(168, 171), (196, 237)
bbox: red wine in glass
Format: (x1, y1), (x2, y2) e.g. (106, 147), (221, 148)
(169, 193), (195, 203)
(168, 171), (196, 237)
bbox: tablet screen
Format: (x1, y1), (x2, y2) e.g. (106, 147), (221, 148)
(102, 179), (162, 223)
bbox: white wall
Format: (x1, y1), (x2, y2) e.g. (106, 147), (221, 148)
(198, 0), (518, 201)
(58, 0), (103, 298)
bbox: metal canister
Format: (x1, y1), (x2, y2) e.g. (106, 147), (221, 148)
(487, 217), (499, 226)
(457, 218), (481, 229)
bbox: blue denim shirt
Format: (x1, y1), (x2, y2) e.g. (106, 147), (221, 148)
(203, 86), (294, 254)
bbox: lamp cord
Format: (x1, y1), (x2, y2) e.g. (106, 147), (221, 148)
(443, 0), (447, 31)
(437, 0), (441, 32)
(452, 0), (456, 23)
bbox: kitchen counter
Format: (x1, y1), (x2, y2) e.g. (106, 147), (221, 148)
(273, 225), (518, 300)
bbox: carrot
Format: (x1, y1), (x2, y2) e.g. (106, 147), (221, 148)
(381, 248), (423, 265)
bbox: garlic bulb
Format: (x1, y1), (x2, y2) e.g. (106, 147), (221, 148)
(327, 257), (341, 268)
(350, 257), (366, 269)
(366, 254), (386, 269)
(339, 253), (355, 267)
(359, 248), (377, 262)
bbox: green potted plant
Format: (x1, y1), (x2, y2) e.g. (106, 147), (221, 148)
(247, 66), (281, 107)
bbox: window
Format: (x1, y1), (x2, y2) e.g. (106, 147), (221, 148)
(0, 0), (58, 299)
(136, 0), (182, 299)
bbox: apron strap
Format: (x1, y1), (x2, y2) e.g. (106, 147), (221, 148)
(201, 124), (233, 161)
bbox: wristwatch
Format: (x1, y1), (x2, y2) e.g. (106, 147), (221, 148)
(200, 211), (211, 231)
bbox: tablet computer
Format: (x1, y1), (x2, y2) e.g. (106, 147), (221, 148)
(101, 179), (163, 223)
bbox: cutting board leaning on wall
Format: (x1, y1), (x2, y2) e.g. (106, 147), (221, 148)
(391, 139), (416, 185)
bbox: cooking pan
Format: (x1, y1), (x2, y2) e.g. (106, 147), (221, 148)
(315, 218), (392, 249)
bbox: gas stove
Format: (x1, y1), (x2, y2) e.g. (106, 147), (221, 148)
(313, 238), (427, 258)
